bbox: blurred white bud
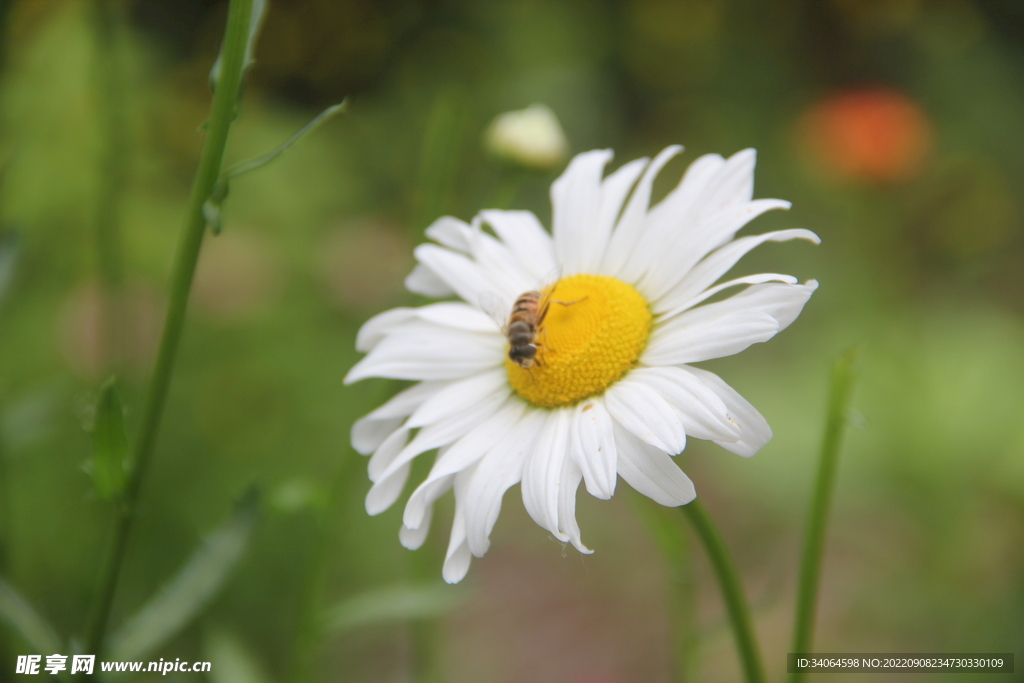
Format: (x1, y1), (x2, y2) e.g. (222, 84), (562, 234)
(485, 103), (568, 171)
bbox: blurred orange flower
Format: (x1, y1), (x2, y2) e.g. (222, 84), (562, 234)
(800, 88), (933, 182)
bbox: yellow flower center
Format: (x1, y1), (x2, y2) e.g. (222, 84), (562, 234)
(505, 274), (652, 407)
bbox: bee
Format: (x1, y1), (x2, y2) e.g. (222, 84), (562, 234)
(482, 284), (583, 369)
(505, 289), (547, 368)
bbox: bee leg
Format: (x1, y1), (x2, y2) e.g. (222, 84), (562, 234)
(551, 296), (588, 306)
(535, 331), (550, 366)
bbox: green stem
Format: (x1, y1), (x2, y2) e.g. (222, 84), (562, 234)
(681, 499), (765, 683)
(632, 493), (696, 682)
(789, 349), (859, 683)
(83, 0), (254, 659)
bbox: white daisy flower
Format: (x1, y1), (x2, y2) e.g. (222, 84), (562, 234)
(345, 146), (819, 583)
(485, 103), (568, 171)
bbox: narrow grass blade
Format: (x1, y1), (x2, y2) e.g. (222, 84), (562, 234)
(204, 628), (271, 683)
(205, 100), (347, 233)
(0, 578), (64, 656)
(323, 583), (465, 635)
(0, 578), (72, 681)
(631, 491), (697, 683)
(107, 489), (260, 662)
(790, 348), (860, 683)
(0, 231), (19, 306)
(224, 101), (348, 182)
(682, 500), (765, 683)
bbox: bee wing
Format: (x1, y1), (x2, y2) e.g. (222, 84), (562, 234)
(535, 266), (565, 323)
(540, 266), (563, 294)
(527, 267), (559, 327)
(478, 291), (510, 335)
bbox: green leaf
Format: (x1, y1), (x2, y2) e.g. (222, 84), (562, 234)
(323, 583), (466, 635)
(0, 231), (19, 306)
(0, 578), (68, 680)
(87, 377), (129, 500)
(204, 100), (347, 235)
(107, 489), (261, 662)
(203, 628), (271, 683)
(224, 101), (348, 182)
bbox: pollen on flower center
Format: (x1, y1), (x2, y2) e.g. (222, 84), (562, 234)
(505, 274), (652, 407)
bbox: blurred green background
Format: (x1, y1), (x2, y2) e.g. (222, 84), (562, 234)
(0, 0), (1022, 681)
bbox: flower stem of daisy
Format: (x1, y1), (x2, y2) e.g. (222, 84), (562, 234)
(681, 499), (765, 683)
(82, 0), (254, 659)
(789, 348), (859, 683)
(633, 493), (697, 682)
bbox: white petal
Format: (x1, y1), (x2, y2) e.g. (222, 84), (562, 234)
(698, 148), (756, 215)
(478, 210), (556, 282)
(592, 157), (648, 270)
(355, 308), (417, 353)
(614, 423), (696, 506)
(521, 409), (571, 540)
(403, 400), (526, 530)
(557, 454), (591, 554)
(380, 380), (510, 480)
(443, 467), (476, 584)
(640, 199), (792, 304)
(365, 461), (412, 516)
(425, 216), (474, 252)
(682, 366), (772, 457)
(602, 146), (683, 278)
(660, 273), (799, 319)
(464, 410), (544, 557)
(367, 426), (410, 482)
(400, 474), (452, 549)
(625, 367), (741, 442)
(405, 263), (455, 298)
(399, 501), (435, 550)
(653, 228), (820, 315)
(605, 380), (687, 454)
(442, 538), (471, 584)
(618, 152), (726, 285)
(407, 370), (508, 428)
(569, 399), (617, 499)
(345, 321), (504, 383)
(352, 416), (402, 457)
(412, 244), (503, 308)
(414, 302), (497, 333)
(647, 312), (778, 366)
(468, 220), (537, 298)
(357, 304), (499, 358)
(644, 281), (818, 365)
(663, 152), (729, 213)
(352, 382), (445, 455)
(368, 383), (511, 513)
(551, 150), (614, 275)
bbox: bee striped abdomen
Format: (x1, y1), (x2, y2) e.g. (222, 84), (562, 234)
(506, 290), (543, 367)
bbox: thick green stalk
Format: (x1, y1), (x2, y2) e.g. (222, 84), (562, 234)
(789, 349), (859, 683)
(83, 0), (254, 658)
(681, 499), (765, 683)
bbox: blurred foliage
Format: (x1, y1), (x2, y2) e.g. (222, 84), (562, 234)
(0, 0), (1022, 681)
